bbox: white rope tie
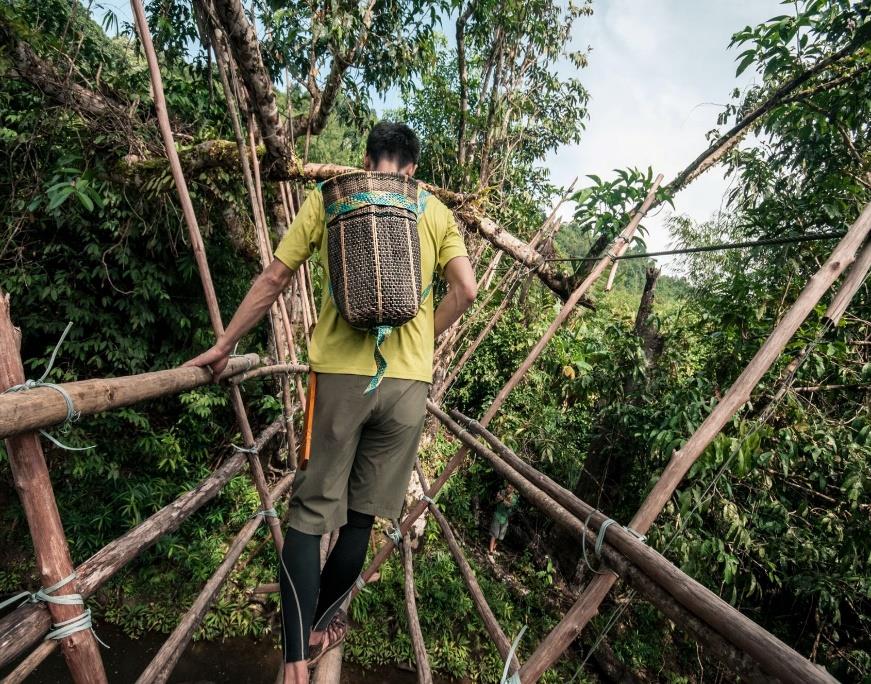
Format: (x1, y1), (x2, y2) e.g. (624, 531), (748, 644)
(0, 572), (108, 647)
(1, 322), (94, 451)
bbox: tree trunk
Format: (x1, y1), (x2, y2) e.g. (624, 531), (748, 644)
(572, 266), (663, 516)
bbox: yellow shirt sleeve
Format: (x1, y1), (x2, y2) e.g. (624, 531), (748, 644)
(274, 188), (325, 270)
(435, 202), (468, 270)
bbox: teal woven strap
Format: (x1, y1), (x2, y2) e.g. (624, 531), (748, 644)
(365, 325), (394, 395)
(363, 282), (434, 395)
(326, 191), (418, 219)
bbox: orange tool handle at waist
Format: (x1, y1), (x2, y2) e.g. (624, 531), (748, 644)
(300, 371), (317, 470)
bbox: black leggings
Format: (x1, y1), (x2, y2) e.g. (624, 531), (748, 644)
(279, 509), (374, 662)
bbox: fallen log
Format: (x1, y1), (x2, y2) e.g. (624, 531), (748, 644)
(0, 353), (261, 440)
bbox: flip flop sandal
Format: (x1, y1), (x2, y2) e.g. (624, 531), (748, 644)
(307, 609), (348, 669)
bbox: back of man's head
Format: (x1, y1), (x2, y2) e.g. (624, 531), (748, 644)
(366, 121), (420, 170)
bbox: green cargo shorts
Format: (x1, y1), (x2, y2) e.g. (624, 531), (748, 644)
(287, 373), (429, 535)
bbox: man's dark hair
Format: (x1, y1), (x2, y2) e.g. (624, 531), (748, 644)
(366, 121), (420, 168)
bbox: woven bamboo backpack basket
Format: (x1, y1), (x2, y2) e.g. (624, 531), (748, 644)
(321, 171), (426, 330)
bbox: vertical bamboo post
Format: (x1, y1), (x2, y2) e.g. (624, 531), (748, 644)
(208, 21), (299, 466)
(401, 534), (434, 684)
(519, 200), (871, 682)
(0, 293), (108, 684)
(130, 0), (283, 550)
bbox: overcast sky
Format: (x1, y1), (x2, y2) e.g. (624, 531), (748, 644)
(549, 0), (785, 269)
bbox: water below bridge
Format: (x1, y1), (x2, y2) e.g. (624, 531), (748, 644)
(0, 624), (461, 683)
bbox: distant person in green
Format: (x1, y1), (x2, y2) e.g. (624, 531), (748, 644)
(488, 484), (519, 554)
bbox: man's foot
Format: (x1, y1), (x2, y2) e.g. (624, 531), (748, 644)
(307, 610), (348, 669)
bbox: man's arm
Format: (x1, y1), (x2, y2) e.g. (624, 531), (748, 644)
(434, 256), (477, 338)
(184, 259), (295, 380)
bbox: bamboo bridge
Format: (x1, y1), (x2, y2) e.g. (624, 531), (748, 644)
(1, 0), (870, 682)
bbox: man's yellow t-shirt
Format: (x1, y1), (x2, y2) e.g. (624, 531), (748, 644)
(274, 186), (468, 383)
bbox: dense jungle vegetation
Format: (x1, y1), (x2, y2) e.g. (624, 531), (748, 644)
(0, 0), (869, 681)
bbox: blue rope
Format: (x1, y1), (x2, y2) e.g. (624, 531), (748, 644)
(1, 322), (94, 451)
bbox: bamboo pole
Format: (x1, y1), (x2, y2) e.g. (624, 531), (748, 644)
(0, 354), (260, 440)
(130, 0), (283, 551)
(310, 645), (344, 684)
(824, 237), (871, 324)
(520, 200), (871, 682)
(427, 504), (519, 675)
(0, 641), (58, 684)
(228, 363), (310, 384)
(135, 471), (295, 684)
(0, 295), (108, 684)
(357, 179), (663, 592)
(206, 17), (299, 467)
(401, 534), (434, 684)
(431, 404), (833, 684)
(0, 417), (284, 669)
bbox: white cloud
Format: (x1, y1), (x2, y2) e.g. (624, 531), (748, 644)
(548, 0), (784, 271)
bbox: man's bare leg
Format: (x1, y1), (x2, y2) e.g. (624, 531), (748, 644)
(283, 661), (308, 684)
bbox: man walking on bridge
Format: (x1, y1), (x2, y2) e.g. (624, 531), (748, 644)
(186, 121), (477, 683)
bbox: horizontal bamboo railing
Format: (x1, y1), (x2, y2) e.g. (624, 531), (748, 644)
(0, 353), (261, 440)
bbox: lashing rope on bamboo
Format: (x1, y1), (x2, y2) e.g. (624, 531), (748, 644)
(1, 321), (94, 452)
(0, 572), (108, 648)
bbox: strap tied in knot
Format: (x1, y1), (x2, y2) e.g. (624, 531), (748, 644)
(232, 443), (258, 455)
(252, 507), (278, 519)
(499, 625), (527, 684)
(386, 523), (403, 547)
(363, 282), (434, 395)
(0, 572), (108, 647)
(1, 322), (94, 452)
(420, 494), (436, 506)
(365, 325), (394, 394)
(581, 513), (645, 575)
